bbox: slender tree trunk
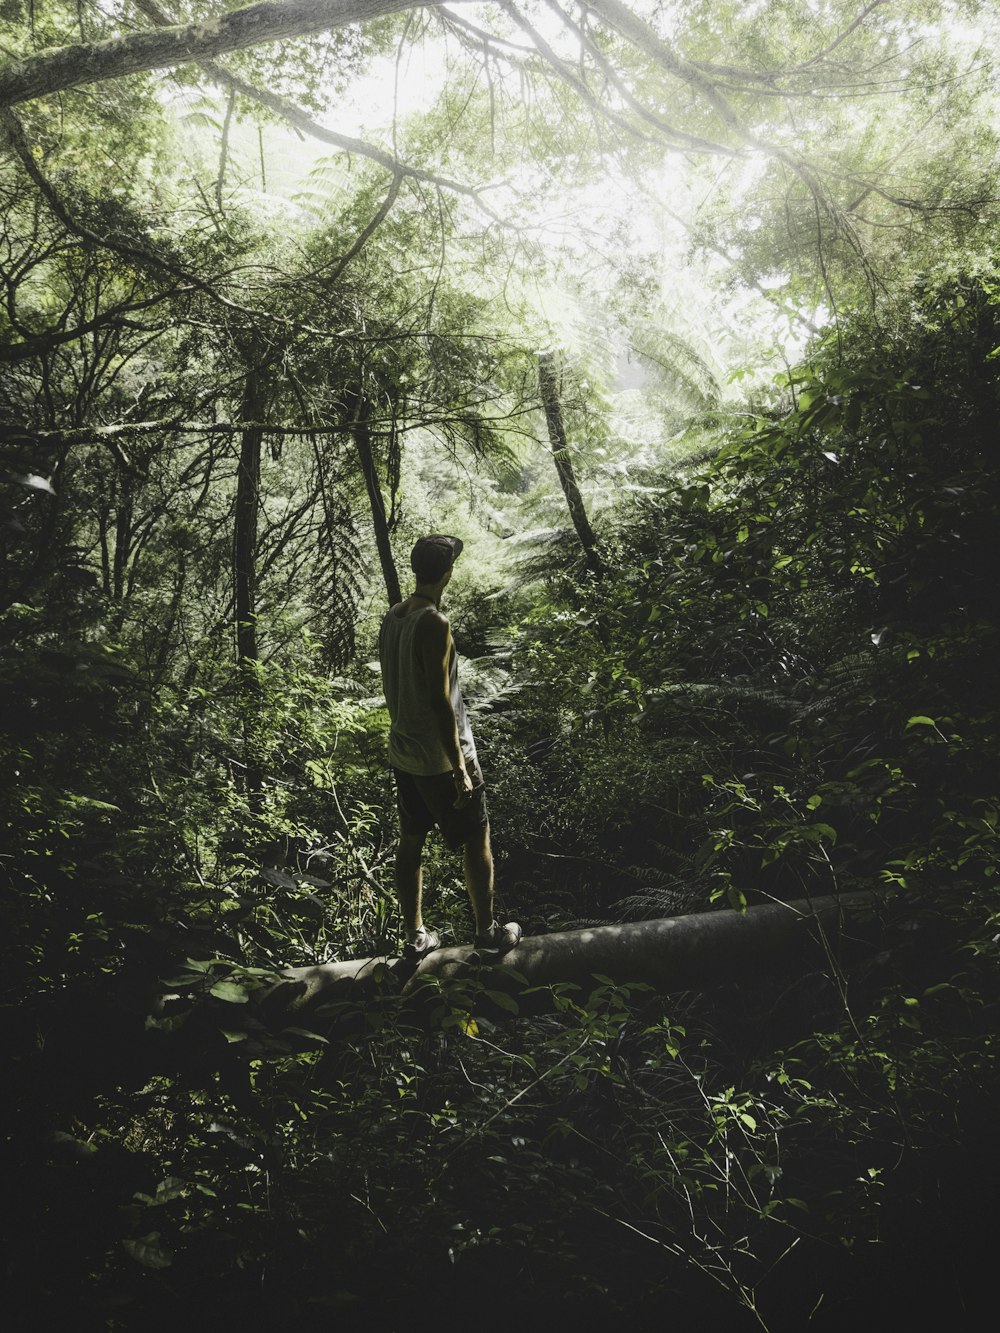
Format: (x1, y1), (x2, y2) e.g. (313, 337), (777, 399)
(538, 351), (605, 580)
(98, 483), (112, 596)
(112, 477), (132, 602)
(349, 389), (402, 606)
(216, 86), (236, 211)
(106, 470), (135, 636)
(234, 368), (266, 796)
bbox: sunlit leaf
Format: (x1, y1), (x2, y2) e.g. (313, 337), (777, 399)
(8, 472), (56, 494)
(209, 980), (249, 1003)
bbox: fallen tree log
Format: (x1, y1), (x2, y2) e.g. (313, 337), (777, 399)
(269, 891), (880, 1014)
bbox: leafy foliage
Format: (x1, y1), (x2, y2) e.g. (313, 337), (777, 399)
(2, 4), (1000, 1327)
(4, 267), (999, 1329)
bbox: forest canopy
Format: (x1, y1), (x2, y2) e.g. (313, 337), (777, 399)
(2, 2), (999, 1329)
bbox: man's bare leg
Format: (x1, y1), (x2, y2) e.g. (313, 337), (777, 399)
(463, 823), (495, 937)
(395, 830), (426, 940)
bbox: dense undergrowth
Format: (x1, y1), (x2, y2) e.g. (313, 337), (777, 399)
(2, 275), (999, 1329)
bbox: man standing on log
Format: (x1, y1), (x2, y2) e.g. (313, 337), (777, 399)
(379, 534), (521, 960)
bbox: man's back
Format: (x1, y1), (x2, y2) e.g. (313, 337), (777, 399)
(379, 600), (477, 777)
(381, 534), (520, 958)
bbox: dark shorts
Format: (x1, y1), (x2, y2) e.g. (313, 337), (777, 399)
(392, 764), (489, 851)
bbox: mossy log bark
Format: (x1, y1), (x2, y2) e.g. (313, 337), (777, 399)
(0, 1), (440, 108)
(271, 891), (878, 1014)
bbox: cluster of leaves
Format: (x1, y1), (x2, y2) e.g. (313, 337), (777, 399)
(482, 270), (999, 919)
(0, 953), (847, 1330)
(455, 270), (1000, 1317)
(3, 0), (1000, 1325)
(4, 262), (1000, 1330)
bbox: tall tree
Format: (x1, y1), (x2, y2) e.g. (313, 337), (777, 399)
(537, 351), (605, 580)
(233, 357), (270, 794)
(345, 385), (402, 606)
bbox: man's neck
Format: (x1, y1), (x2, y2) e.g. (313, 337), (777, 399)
(412, 583), (443, 608)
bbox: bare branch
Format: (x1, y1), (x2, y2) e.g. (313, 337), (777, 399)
(325, 171), (403, 281)
(495, 0), (723, 157)
(582, 0), (746, 136)
(538, 0), (736, 156)
(15, 418), (351, 450)
(439, 8), (541, 61)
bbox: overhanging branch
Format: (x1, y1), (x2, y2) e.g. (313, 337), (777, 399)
(131, 0), (509, 223)
(0, 292), (181, 364)
(0, 107), (359, 337)
(197, 55), (509, 221)
(0, 0), (454, 109)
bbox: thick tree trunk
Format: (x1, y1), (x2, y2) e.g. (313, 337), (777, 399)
(350, 390), (402, 606)
(271, 892), (878, 1013)
(234, 369), (265, 795)
(537, 351), (606, 580)
(0, 0), (438, 109)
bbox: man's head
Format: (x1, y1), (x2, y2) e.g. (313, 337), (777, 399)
(411, 534), (464, 586)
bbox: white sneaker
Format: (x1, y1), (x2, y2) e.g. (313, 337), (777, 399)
(403, 927), (441, 960)
(473, 921), (522, 954)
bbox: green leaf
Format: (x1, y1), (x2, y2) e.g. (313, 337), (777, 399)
(209, 980), (249, 1003)
(181, 111), (221, 131)
(122, 1233), (173, 1269)
(59, 795), (121, 813)
(182, 958), (215, 972)
(905, 716), (937, 729)
(260, 867), (297, 889)
(8, 472), (56, 494)
(153, 1177), (186, 1204)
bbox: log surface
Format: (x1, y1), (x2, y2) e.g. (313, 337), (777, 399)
(272, 891), (878, 1011)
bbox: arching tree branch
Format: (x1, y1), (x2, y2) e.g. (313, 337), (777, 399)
(199, 55), (509, 219)
(0, 292), (181, 364)
(582, 0), (746, 137)
(686, 1), (894, 86)
(0, 106), (361, 337)
(536, 0), (736, 156)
